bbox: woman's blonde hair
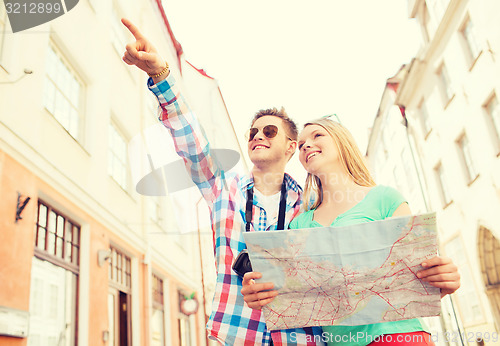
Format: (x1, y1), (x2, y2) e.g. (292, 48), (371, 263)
(302, 118), (376, 211)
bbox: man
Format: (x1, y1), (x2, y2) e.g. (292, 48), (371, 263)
(121, 19), (323, 345)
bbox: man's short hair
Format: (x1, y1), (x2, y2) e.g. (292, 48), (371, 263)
(250, 107), (298, 141)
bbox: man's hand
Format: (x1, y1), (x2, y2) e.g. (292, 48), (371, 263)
(241, 272), (278, 310)
(121, 18), (168, 81)
(417, 256), (460, 298)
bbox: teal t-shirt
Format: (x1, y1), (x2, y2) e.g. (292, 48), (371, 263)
(289, 185), (428, 346)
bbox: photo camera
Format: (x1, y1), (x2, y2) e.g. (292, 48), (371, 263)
(232, 249), (253, 277)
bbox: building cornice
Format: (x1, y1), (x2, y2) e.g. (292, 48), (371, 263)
(421, 0), (464, 64)
(408, 0), (424, 19)
(397, 0), (466, 108)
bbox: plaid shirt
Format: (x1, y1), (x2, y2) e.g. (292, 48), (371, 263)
(149, 75), (324, 345)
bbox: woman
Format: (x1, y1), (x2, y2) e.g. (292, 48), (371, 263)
(241, 117), (460, 345)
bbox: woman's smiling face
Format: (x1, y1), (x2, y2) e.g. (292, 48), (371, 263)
(298, 124), (340, 174)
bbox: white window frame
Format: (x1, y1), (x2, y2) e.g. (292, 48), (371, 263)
(460, 16), (481, 67)
(0, 3), (6, 62)
(0, 4), (5, 27)
(177, 291), (193, 346)
(43, 43), (84, 141)
(434, 162), (452, 207)
(0, 3), (10, 70)
(484, 94), (500, 155)
(444, 236), (484, 324)
(148, 196), (163, 227)
(418, 99), (432, 137)
(31, 200), (81, 346)
(400, 147), (416, 192)
(151, 273), (166, 346)
(108, 121), (129, 190)
(456, 133), (478, 185)
(437, 63), (454, 106)
(110, 4), (127, 58)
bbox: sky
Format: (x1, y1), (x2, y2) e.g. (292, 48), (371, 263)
(163, 0), (421, 181)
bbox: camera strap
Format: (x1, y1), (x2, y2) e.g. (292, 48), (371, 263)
(245, 178), (287, 232)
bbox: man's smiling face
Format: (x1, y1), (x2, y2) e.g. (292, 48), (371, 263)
(247, 116), (292, 166)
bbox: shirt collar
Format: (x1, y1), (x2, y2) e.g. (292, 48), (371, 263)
(240, 172), (302, 198)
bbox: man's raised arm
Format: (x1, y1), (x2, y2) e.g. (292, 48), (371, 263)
(121, 18), (224, 204)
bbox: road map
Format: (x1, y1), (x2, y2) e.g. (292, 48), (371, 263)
(243, 213), (441, 331)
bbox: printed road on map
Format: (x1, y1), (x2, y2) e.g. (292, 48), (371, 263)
(243, 213), (441, 331)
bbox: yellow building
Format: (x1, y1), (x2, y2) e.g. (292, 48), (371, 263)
(0, 1), (245, 345)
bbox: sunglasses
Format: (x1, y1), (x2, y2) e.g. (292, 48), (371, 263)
(247, 125), (292, 142)
(322, 113), (342, 124)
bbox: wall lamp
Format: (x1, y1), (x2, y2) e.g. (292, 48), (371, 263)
(0, 69), (33, 84)
(15, 192), (31, 222)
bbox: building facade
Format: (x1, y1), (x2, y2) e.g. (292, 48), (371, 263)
(0, 1), (245, 345)
(367, 0), (500, 344)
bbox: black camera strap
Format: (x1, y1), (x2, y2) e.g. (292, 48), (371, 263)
(245, 178), (287, 232)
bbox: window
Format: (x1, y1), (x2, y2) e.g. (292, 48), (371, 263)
(34, 200), (80, 267)
(108, 247), (131, 346)
(0, 4), (5, 27)
(152, 274), (164, 308)
(381, 126), (390, 160)
(0, 4), (15, 71)
(434, 162), (452, 207)
(485, 94), (500, 154)
(418, 99), (431, 136)
(108, 122), (128, 189)
(373, 147), (386, 182)
(456, 133), (478, 184)
(109, 246), (131, 289)
(400, 148), (416, 192)
(111, 6), (127, 56)
(151, 274), (165, 346)
(437, 64), (454, 105)
(392, 165), (405, 193)
(43, 44), (83, 140)
(0, 2), (6, 62)
(178, 291), (193, 346)
(149, 197), (162, 225)
(445, 237), (483, 324)
(30, 200), (79, 345)
(460, 17), (481, 63)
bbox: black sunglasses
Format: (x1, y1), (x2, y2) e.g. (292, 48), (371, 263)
(247, 125), (292, 142)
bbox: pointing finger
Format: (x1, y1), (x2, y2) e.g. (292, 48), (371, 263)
(125, 43), (140, 59)
(121, 18), (144, 40)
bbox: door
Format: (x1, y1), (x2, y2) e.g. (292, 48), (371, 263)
(28, 257), (77, 346)
(108, 288), (130, 346)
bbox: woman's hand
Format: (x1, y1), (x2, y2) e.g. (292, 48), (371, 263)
(417, 256), (460, 298)
(240, 272), (278, 310)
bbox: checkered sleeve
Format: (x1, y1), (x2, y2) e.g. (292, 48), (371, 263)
(148, 75), (223, 205)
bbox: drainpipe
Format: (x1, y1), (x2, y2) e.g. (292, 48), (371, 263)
(399, 106), (429, 212)
(398, 105), (465, 346)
